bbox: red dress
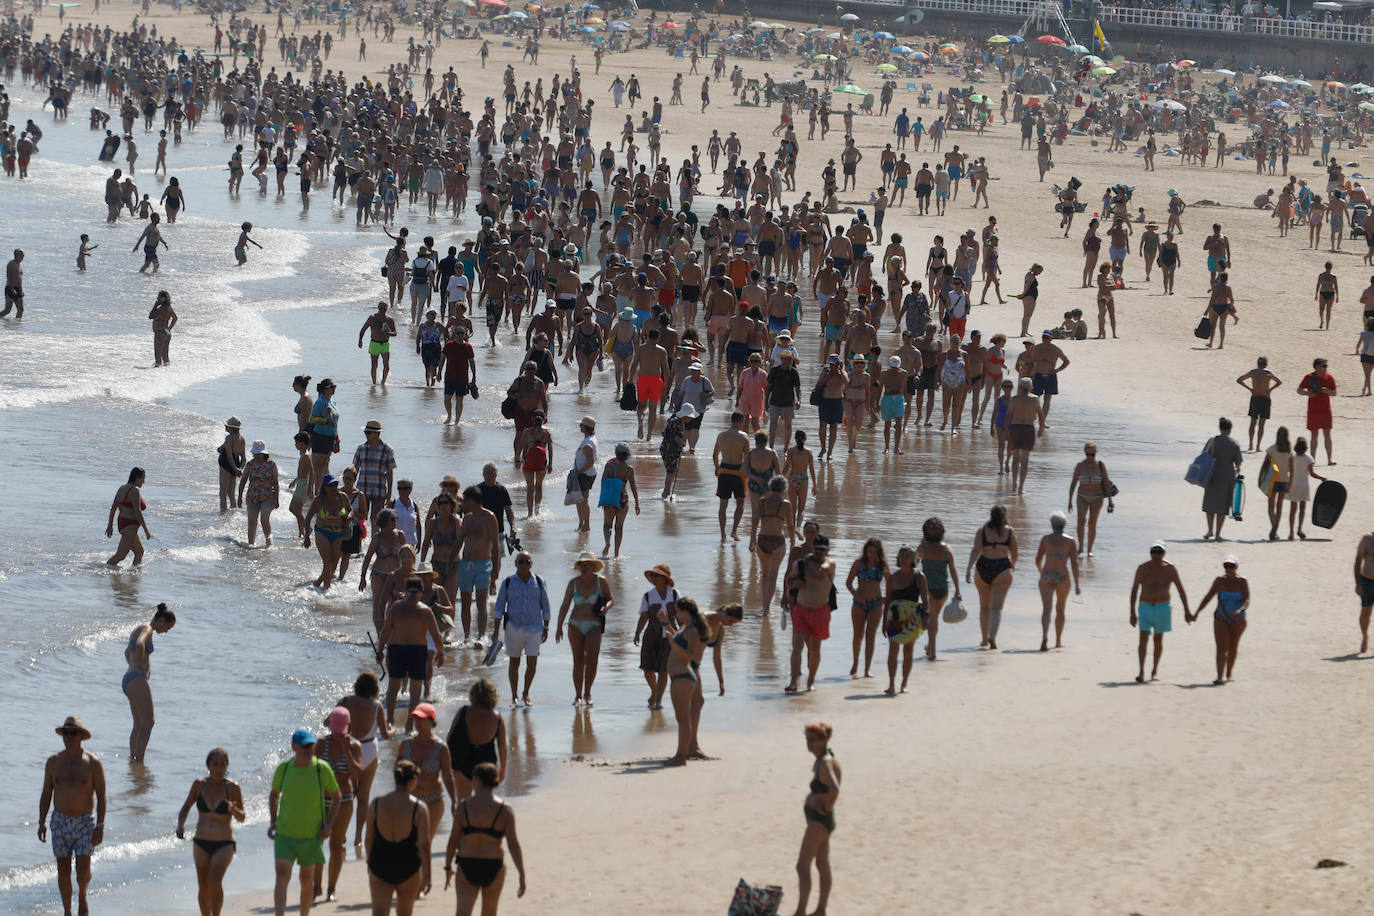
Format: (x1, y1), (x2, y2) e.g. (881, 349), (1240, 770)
(1302, 372), (1335, 431)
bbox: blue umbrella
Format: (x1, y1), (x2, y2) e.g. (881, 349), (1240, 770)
(891, 45), (914, 54)
(578, 25), (595, 32)
(581, 2), (599, 7)
(1267, 100), (1292, 109)
(608, 21), (630, 31)
(1005, 34), (1025, 43)
(508, 10), (528, 18)
(1066, 43), (1087, 53)
(873, 31), (895, 40)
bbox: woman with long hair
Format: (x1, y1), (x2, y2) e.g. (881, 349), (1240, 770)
(123, 602), (176, 761)
(663, 597), (708, 765)
(845, 538), (889, 678)
(916, 517), (960, 660)
(752, 476), (795, 620)
(175, 747), (245, 916)
(1262, 426), (1293, 542)
(359, 508), (407, 630)
(965, 505), (1017, 650)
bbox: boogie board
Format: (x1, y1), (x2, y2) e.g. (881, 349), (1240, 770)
(1231, 474), (1246, 521)
(1312, 479), (1347, 529)
(1194, 315), (1213, 340)
(1257, 457), (1279, 496)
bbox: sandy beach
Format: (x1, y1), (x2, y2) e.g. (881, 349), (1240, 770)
(8, 2), (1374, 914)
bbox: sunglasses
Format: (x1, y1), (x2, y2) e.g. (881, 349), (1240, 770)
(516, 558), (532, 566)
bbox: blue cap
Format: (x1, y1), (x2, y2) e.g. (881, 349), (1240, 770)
(321, 474), (339, 487)
(291, 728), (316, 746)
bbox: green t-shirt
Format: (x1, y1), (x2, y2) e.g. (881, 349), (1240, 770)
(271, 757), (339, 839)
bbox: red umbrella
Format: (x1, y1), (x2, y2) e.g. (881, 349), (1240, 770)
(480, 0), (508, 6)
(1036, 34), (1065, 45)
(660, 20), (679, 27)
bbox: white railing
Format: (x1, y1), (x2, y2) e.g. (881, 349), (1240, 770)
(882, 0), (1374, 43)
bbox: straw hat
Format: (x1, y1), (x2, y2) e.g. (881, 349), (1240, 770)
(56, 716), (91, 739)
(224, 416), (243, 430)
(643, 563), (674, 586)
(572, 551), (604, 573)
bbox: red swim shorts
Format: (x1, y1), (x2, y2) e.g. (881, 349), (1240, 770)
(791, 603), (831, 640)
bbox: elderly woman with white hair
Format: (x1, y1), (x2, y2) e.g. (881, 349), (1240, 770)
(1034, 511), (1081, 652)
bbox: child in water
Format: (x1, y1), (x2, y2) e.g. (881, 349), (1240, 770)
(235, 222), (263, 265)
(77, 234), (98, 272)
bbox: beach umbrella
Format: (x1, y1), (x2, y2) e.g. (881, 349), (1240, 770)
(840, 13), (860, 21)
(751, 20), (771, 28)
(1288, 79), (1312, 88)
(577, 25), (595, 33)
(827, 32), (843, 39)
(805, 26), (826, 34)
(1178, 59), (1195, 68)
(1006, 34), (1025, 43)
(1036, 34), (1065, 45)
(659, 20), (678, 28)
(831, 83), (868, 95)
(608, 21), (630, 31)
(1152, 99), (1186, 111)
(1258, 74), (1287, 83)
(1212, 68), (1236, 76)
(813, 53), (838, 61)
(891, 45), (915, 54)
(1066, 43), (1087, 52)
(479, 0), (507, 6)
(1326, 80), (1347, 89)
(581, 2), (599, 6)
(911, 51), (929, 62)
(1359, 101), (1374, 112)
(874, 31), (895, 40)
(1092, 66), (1116, 76)
(876, 63), (899, 72)
(1086, 55), (1105, 66)
(937, 46), (959, 55)
(968, 94), (986, 103)
(508, 10), (528, 18)
(938, 41), (958, 49)
(1267, 99), (1292, 109)
(1350, 83), (1374, 93)
(988, 34), (1011, 43)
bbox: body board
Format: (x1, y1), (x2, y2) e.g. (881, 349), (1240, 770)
(1231, 474), (1245, 521)
(1257, 457), (1279, 496)
(1312, 480), (1346, 529)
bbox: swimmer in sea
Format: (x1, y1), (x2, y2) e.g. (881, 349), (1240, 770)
(132, 212), (167, 273)
(235, 222), (263, 265)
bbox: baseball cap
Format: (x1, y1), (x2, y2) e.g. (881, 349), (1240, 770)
(1150, 540), (1167, 553)
(1222, 554), (1239, 566)
(328, 707), (351, 734)
(291, 728), (316, 746)
(409, 702), (438, 721)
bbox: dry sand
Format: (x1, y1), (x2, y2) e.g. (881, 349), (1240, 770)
(42, 2), (1374, 912)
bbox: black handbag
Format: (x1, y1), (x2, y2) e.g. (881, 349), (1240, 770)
(500, 395), (517, 419)
(808, 384), (824, 407)
(619, 382), (638, 411)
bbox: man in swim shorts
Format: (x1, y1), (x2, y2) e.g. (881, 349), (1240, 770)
(1236, 356), (1282, 451)
(712, 411), (750, 542)
(40, 716), (106, 916)
(1029, 331), (1070, 423)
(785, 534), (836, 692)
(457, 486), (501, 645)
(269, 727), (342, 916)
(357, 301), (397, 385)
(378, 576), (447, 724)
(631, 327), (669, 440)
(1357, 529), (1374, 653)
(1128, 540), (1191, 682)
(2, 248), (24, 318)
(1006, 377), (1044, 495)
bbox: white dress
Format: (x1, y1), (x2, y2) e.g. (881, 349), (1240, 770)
(1288, 453), (1315, 502)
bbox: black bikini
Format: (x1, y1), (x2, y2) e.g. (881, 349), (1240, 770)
(975, 525), (1013, 584)
(367, 800), (422, 885)
(192, 784), (237, 856)
(454, 801), (507, 888)
(447, 706), (499, 780)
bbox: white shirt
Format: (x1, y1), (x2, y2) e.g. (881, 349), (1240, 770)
(446, 273), (470, 304)
(390, 496), (419, 546)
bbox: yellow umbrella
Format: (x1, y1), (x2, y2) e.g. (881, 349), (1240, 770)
(1092, 66), (1116, 76)
(813, 53), (838, 61)
(876, 63), (898, 72)
(1178, 59), (1196, 67)
(988, 34), (1011, 43)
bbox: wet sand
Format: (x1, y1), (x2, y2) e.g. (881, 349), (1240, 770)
(18, 2), (1374, 914)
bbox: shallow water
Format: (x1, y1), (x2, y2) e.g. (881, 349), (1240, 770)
(0, 81), (1197, 914)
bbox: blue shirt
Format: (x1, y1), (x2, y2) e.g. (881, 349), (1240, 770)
(493, 573), (551, 631)
(894, 113), (909, 135)
(310, 396), (338, 437)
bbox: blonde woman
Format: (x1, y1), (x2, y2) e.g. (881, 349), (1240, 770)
(795, 722), (840, 916)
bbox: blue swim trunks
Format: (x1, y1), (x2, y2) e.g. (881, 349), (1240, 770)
(1137, 601), (1171, 634)
(457, 559), (493, 594)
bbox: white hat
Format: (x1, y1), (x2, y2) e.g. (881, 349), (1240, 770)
(250, 440), (267, 455)
(888, 356), (901, 368)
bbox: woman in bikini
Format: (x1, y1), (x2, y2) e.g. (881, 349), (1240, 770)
(1095, 262), (1118, 339)
(1193, 555), (1250, 684)
(366, 759), (431, 916)
(399, 702), (456, 845)
(106, 466), (151, 567)
(337, 466), (369, 582)
(916, 517), (961, 660)
(175, 747), (245, 916)
(978, 333), (1007, 426)
(845, 537), (889, 679)
(744, 430), (782, 533)
(596, 442), (639, 558)
(796, 721), (841, 916)
(445, 677), (507, 807)
(882, 546), (932, 695)
(1068, 441), (1115, 557)
(314, 708), (363, 901)
(515, 409), (553, 517)
(423, 495), (461, 603)
(335, 672), (394, 846)
(444, 762), (526, 916)
(359, 508), (407, 632)
(123, 602), (175, 762)
(556, 553), (614, 707)
(782, 429), (818, 528)
(965, 504), (1017, 650)
(302, 473), (351, 589)
(663, 596), (711, 765)
(751, 476), (795, 620)
(1081, 218), (1101, 288)
(1204, 271), (1237, 349)
(843, 355), (872, 452)
(1034, 512), (1081, 652)
(1308, 194), (1326, 248)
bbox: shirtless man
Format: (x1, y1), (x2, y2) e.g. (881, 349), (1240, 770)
(630, 327), (669, 439)
(963, 331), (988, 428)
(506, 362), (549, 463)
(1356, 530), (1374, 653)
(1006, 377), (1045, 495)
(878, 356), (909, 452)
(456, 486), (501, 647)
(811, 259), (844, 359)
(376, 576), (446, 727)
(914, 162), (935, 216)
(784, 533), (836, 692)
(357, 301), (397, 385)
(1106, 217), (1132, 278)
(712, 411), (751, 542)
(1203, 223), (1232, 283)
(703, 277), (736, 365)
(40, 716), (106, 916)
(1236, 356), (1283, 451)
(724, 304), (760, 395)
(1029, 331), (1070, 424)
(1128, 541), (1191, 683)
(3, 249), (25, 319)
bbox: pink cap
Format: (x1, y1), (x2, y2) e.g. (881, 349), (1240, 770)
(328, 706), (351, 734)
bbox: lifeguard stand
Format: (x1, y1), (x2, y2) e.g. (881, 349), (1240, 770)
(1016, 0), (1079, 46)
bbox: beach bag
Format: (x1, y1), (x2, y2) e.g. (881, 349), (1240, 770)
(809, 383), (825, 407)
(500, 395), (518, 420)
(619, 382), (638, 411)
(728, 879), (783, 916)
(942, 595), (967, 624)
(1193, 315), (1213, 340)
(563, 468), (583, 506)
(1185, 439), (1216, 488)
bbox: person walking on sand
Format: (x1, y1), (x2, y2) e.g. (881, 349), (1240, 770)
(1357, 529), (1374, 653)
(364, 759), (431, 916)
(358, 302), (398, 385)
(1128, 541), (1192, 683)
(175, 747), (246, 916)
(443, 762), (527, 916)
(794, 721), (840, 916)
(123, 602), (176, 762)
(1034, 512), (1080, 651)
(1067, 442), (1114, 557)
(1201, 417), (1243, 541)
(1195, 555), (1249, 685)
(966, 505), (1017, 650)
(785, 534), (836, 693)
(881, 545), (930, 694)
(268, 728), (341, 916)
(1299, 357), (1337, 465)
(1236, 357), (1282, 451)
(491, 551), (551, 707)
(39, 716), (107, 916)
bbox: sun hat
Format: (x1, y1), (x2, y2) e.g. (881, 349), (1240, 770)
(573, 551), (605, 572)
(581, 415), (597, 429)
(291, 727), (316, 746)
(689, 361), (704, 371)
(56, 716), (91, 739)
(225, 416), (242, 429)
(889, 355), (902, 367)
(250, 440), (267, 455)
(363, 419), (384, 432)
(328, 707), (351, 734)
(416, 562), (435, 576)
(644, 563), (675, 586)
(675, 403), (699, 419)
